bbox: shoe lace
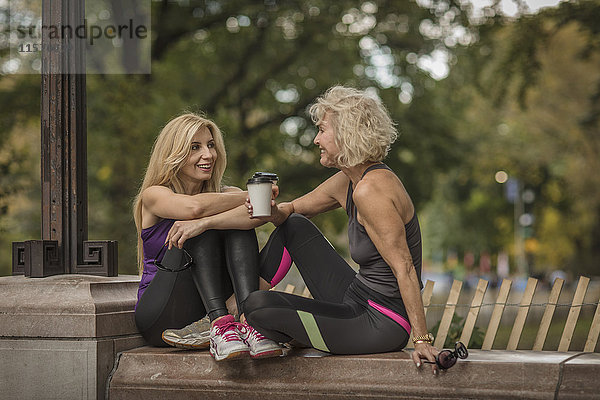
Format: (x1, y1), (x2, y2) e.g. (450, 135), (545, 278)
(245, 323), (266, 341)
(216, 321), (243, 342)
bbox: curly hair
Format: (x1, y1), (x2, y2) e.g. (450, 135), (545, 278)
(309, 86), (398, 168)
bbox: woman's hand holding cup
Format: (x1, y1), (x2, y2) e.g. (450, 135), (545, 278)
(246, 183), (278, 214)
(246, 172), (279, 219)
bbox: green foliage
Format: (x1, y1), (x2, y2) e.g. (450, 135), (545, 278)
(432, 314), (485, 349)
(424, 0), (600, 275)
(0, 75), (41, 275)
(1, 0), (466, 275)
(1, 1), (599, 279)
(83, 0), (471, 274)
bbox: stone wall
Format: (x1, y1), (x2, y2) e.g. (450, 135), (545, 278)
(0, 275), (144, 400)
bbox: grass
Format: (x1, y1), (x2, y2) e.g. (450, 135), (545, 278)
(492, 315), (598, 351)
(429, 311), (598, 351)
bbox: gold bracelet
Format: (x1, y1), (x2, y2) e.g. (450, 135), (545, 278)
(412, 332), (434, 344)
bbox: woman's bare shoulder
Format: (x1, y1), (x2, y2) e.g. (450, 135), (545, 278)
(354, 170), (414, 221)
(142, 185), (173, 202)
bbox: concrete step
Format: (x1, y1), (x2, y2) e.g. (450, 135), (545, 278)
(108, 347), (600, 399)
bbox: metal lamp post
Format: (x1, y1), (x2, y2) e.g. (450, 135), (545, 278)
(12, 0), (117, 277)
(496, 171), (528, 277)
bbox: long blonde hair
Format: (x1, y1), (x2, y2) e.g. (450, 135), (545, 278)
(133, 113), (227, 272)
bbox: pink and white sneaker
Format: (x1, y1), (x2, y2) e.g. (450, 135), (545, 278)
(238, 322), (285, 359)
(209, 315), (250, 361)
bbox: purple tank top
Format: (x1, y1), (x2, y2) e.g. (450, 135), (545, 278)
(137, 218), (175, 302)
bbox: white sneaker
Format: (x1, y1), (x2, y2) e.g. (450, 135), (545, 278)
(209, 315), (250, 361)
(238, 322), (285, 359)
(162, 316), (211, 349)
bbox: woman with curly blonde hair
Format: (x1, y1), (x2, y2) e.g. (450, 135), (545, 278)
(241, 86), (440, 373)
(133, 112), (284, 361)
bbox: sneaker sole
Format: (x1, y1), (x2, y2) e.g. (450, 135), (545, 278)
(250, 348), (285, 359)
(210, 349), (250, 361)
(162, 332), (211, 350)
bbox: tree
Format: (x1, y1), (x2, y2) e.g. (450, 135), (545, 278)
(1, 0), (473, 275)
(423, 0), (600, 276)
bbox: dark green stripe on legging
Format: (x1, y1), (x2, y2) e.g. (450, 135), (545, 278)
(297, 310), (330, 352)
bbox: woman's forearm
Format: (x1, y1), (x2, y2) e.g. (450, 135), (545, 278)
(191, 192), (248, 219)
(202, 204), (266, 230)
(396, 267), (429, 337)
(202, 200), (295, 232)
(166, 204), (264, 249)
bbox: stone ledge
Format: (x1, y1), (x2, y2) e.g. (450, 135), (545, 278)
(0, 274), (144, 400)
(559, 352), (600, 399)
(108, 347), (600, 399)
(1, 336), (146, 400)
(0, 274), (140, 338)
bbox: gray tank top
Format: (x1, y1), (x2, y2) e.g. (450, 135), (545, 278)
(346, 164), (423, 298)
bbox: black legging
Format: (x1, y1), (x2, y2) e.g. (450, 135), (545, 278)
(245, 214), (411, 355)
(135, 229), (262, 346)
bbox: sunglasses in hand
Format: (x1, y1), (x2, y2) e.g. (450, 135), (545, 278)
(155, 248), (193, 272)
(423, 341), (468, 370)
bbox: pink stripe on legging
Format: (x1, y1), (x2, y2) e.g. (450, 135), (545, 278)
(270, 247), (292, 287)
(368, 299), (411, 335)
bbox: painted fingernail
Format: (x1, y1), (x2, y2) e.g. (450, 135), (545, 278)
(416, 362), (421, 368)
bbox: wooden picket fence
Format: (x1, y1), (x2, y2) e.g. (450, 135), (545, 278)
(281, 276), (600, 352)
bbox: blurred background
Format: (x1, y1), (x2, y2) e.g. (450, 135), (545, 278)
(1, 0), (599, 295)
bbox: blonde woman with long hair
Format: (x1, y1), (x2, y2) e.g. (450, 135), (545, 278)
(133, 113), (284, 361)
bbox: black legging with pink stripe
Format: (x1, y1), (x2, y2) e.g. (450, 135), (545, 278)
(246, 214), (411, 355)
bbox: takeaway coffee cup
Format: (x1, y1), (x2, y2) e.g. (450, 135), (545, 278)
(251, 172), (278, 184)
(247, 172), (278, 217)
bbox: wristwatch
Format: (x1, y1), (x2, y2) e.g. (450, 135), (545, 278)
(412, 332), (434, 344)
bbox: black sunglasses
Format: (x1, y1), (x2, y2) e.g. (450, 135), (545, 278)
(154, 247), (193, 272)
(424, 342), (468, 370)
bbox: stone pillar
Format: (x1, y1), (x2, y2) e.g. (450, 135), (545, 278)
(0, 275), (144, 399)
